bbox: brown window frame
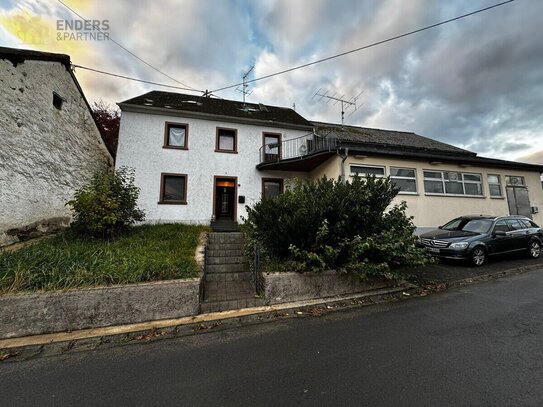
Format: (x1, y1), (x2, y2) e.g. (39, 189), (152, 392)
(163, 122), (189, 150)
(262, 178), (284, 198)
(262, 132), (282, 160)
(215, 127), (238, 154)
(159, 173), (188, 205)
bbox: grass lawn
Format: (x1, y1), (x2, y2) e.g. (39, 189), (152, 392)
(0, 224), (208, 294)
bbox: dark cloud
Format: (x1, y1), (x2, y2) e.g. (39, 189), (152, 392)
(4, 0), (540, 160)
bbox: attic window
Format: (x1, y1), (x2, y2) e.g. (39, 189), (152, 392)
(239, 106), (259, 113)
(182, 100), (202, 106)
(53, 92), (64, 110)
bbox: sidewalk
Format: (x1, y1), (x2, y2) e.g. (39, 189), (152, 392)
(0, 283), (417, 362)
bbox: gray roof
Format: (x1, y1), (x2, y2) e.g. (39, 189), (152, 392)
(312, 122), (542, 172)
(313, 121), (476, 157)
(120, 91), (313, 129)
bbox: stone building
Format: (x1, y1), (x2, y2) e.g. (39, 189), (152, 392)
(0, 47), (112, 246)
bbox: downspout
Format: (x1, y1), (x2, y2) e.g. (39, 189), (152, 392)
(338, 147), (349, 183)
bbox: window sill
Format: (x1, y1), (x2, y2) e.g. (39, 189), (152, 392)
(398, 192), (419, 196)
(424, 193), (486, 199)
(158, 201), (187, 205)
(490, 196), (505, 199)
(163, 146), (188, 150)
(215, 149), (238, 154)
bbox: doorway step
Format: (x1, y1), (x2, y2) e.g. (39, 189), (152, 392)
(210, 219), (239, 232)
(200, 232), (265, 313)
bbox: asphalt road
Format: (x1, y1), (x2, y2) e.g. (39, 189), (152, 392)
(415, 251), (543, 284)
(2, 269), (543, 406)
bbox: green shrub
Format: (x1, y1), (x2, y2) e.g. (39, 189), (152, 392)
(66, 167), (145, 238)
(242, 176), (430, 279)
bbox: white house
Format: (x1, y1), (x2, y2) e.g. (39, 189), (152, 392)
(116, 91), (313, 227)
(116, 91), (543, 230)
(0, 47), (112, 246)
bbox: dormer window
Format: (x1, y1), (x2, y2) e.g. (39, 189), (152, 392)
(53, 92), (64, 110)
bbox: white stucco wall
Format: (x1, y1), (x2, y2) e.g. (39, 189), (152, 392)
(115, 110), (310, 223)
(310, 155), (543, 228)
(0, 58), (112, 246)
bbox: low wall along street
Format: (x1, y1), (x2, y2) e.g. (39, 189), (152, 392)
(0, 279), (200, 339)
(0, 270), (398, 339)
(263, 271), (396, 305)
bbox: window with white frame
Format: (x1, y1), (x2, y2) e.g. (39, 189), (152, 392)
(423, 171), (483, 196)
(488, 175), (502, 197)
(390, 167), (417, 193)
(350, 165), (385, 177)
(505, 175), (525, 186)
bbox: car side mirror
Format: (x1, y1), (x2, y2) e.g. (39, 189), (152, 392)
(438, 225), (443, 229)
(493, 230), (507, 237)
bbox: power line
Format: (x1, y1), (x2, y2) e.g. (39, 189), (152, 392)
(56, 0), (200, 92)
(71, 64), (201, 92)
(211, 0), (514, 93)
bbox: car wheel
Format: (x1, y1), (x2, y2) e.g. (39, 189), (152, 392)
(528, 240), (541, 259)
(471, 246), (486, 267)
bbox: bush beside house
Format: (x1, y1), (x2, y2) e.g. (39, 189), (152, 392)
(66, 166), (145, 238)
(243, 176), (431, 279)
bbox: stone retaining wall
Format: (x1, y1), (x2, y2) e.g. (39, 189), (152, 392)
(263, 271), (396, 305)
(0, 279), (200, 339)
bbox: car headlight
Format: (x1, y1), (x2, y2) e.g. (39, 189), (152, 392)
(450, 242), (469, 250)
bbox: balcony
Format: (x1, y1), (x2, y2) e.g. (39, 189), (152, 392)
(257, 133), (338, 172)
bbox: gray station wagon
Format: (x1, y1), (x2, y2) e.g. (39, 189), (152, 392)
(416, 215), (542, 266)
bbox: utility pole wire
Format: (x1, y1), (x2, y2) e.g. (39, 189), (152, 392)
(210, 0), (514, 93)
(56, 0), (201, 93)
(71, 64), (202, 92)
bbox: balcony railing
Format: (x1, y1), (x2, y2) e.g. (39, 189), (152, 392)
(259, 133), (337, 164)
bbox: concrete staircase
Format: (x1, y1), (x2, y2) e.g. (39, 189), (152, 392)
(200, 232), (265, 313)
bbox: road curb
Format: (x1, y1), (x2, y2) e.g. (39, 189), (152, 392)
(0, 283), (418, 362)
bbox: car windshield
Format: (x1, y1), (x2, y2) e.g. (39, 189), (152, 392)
(442, 218), (493, 234)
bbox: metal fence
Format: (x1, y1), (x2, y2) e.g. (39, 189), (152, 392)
(252, 244), (263, 295)
(199, 245), (208, 303)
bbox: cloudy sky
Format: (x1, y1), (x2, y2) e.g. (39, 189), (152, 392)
(1, 0), (542, 162)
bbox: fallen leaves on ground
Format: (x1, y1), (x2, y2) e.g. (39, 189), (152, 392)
(0, 351), (20, 361)
(134, 329), (167, 340)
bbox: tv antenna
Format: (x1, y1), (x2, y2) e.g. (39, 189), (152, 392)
(314, 88), (365, 125)
(236, 64), (255, 104)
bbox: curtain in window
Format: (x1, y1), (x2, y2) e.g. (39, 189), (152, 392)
(169, 127), (186, 146)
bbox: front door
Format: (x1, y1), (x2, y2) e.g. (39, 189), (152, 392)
(506, 186), (532, 219)
(214, 178), (236, 221)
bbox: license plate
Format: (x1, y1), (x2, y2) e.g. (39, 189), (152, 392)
(426, 247), (440, 253)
